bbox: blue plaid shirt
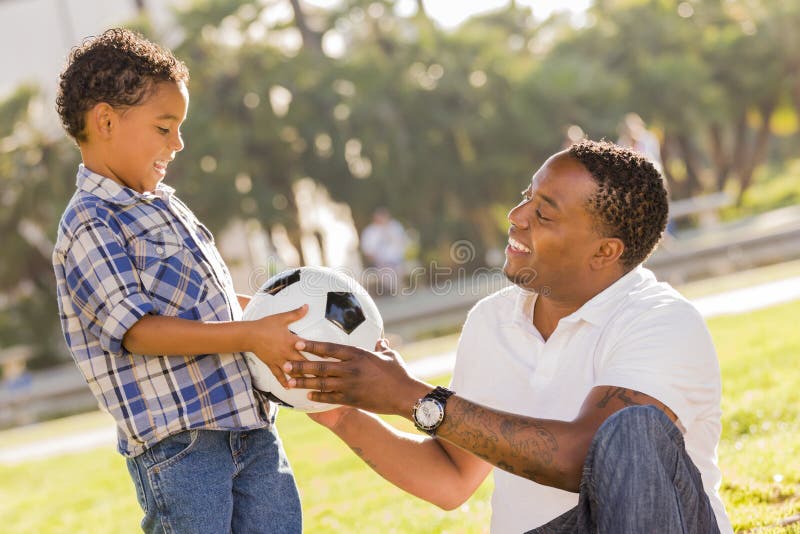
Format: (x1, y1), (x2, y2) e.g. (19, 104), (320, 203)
(53, 165), (273, 457)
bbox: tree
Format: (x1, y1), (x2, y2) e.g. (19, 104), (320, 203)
(0, 87), (78, 367)
(2, 0), (797, 369)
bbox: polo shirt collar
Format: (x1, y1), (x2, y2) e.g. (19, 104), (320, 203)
(511, 286), (538, 330)
(566, 266), (652, 325)
(76, 164), (175, 205)
(511, 266), (653, 328)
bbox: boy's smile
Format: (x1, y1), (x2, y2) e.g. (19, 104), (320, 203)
(87, 80), (188, 193)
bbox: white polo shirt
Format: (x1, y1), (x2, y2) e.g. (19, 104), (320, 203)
(450, 266), (732, 533)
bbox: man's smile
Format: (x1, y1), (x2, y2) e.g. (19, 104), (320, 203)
(508, 236), (531, 254)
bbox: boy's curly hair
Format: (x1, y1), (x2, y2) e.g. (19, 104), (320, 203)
(568, 140), (668, 270)
(56, 28), (189, 142)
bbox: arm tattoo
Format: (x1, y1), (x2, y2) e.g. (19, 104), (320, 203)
(596, 387), (642, 409)
(443, 398), (558, 479)
(499, 418), (558, 464)
(351, 446), (377, 469)
(445, 407), (500, 455)
(596, 387), (677, 421)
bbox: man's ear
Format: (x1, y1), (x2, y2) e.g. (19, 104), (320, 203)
(590, 237), (624, 270)
(88, 103), (115, 139)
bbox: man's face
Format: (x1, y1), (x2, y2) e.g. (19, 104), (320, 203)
(106, 80), (188, 193)
(503, 153), (603, 295)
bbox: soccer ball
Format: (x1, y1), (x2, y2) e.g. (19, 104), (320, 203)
(242, 266), (384, 412)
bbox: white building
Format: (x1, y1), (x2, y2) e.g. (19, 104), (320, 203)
(0, 0), (175, 114)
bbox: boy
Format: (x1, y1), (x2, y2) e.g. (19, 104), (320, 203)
(53, 28), (305, 533)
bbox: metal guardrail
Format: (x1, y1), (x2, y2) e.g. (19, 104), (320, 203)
(669, 192), (734, 219)
(647, 205), (800, 285)
(0, 363), (95, 428)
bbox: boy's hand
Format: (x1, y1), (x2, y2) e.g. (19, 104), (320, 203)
(247, 305), (308, 387)
(306, 406), (356, 431)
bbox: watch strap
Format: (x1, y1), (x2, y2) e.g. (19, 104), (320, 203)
(427, 386), (455, 404)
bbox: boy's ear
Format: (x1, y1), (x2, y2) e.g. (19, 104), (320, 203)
(88, 103), (115, 139)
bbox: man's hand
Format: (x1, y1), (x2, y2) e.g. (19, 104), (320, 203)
(246, 305), (309, 388)
(284, 339), (432, 417)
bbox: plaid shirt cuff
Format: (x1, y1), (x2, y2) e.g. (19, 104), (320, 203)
(100, 293), (156, 355)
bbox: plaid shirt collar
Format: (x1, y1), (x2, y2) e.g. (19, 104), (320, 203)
(76, 164), (176, 205)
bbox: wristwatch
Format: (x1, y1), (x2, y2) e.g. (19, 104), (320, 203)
(412, 386), (455, 436)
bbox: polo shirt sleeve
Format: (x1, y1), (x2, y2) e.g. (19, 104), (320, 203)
(594, 301), (721, 431)
(449, 302), (484, 395)
(62, 220), (155, 356)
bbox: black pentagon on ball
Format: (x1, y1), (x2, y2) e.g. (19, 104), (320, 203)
(260, 269), (301, 295)
(325, 292), (366, 334)
(263, 391), (294, 408)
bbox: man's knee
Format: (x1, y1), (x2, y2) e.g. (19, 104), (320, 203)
(589, 405), (682, 469)
(602, 405), (674, 434)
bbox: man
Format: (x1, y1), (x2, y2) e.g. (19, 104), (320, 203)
(285, 140), (731, 533)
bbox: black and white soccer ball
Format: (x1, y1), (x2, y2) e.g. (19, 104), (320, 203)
(242, 266), (384, 412)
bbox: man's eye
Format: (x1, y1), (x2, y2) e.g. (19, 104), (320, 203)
(536, 209), (549, 221)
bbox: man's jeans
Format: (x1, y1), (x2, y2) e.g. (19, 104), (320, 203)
(529, 406), (720, 534)
(126, 426), (301, 533)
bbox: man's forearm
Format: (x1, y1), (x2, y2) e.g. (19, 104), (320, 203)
(122, 314), (250, 356)
(284, 341), (675, 493)
(435, 396), (592, 492)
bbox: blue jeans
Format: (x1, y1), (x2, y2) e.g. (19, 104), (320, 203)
(126, 426), (301, 533)
(529, 406), (720, 534)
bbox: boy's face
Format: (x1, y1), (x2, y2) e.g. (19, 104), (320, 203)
(104, 81), (188, 193)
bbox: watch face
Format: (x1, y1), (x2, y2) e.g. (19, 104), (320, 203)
(416, 399), (443, 428)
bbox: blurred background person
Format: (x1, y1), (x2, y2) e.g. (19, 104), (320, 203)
(360, 207), (409, 295)
(617, 112), (663, 174)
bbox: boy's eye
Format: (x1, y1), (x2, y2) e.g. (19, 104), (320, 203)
(157, 127), (170, 134)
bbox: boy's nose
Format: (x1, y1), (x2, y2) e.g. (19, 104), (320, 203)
(172, 133), (184, 152)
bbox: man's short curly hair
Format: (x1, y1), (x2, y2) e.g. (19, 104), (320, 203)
(56, 28), (189, 142)
(567, 139), (668, 270)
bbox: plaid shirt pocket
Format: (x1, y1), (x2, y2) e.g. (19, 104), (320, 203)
(133, 230), (184, 270)
(132, 230), (206, 316)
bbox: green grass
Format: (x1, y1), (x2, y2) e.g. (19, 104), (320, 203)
(2, 300), (800, 532)
(0, 377), (492, 534)
(710, 300), (800, 532)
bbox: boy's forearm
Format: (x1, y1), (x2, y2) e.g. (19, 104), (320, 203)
(122, 314), (251, 356)
(237, 293), (251, 310)
(326, 409), (479, 509)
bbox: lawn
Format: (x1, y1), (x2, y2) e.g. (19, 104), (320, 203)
(1, 299), (799, 532)
(713, 300), (800, 532)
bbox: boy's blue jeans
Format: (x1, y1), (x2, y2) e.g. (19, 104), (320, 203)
(529, 406), (720, 534)
(126, 425), (301, 533)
